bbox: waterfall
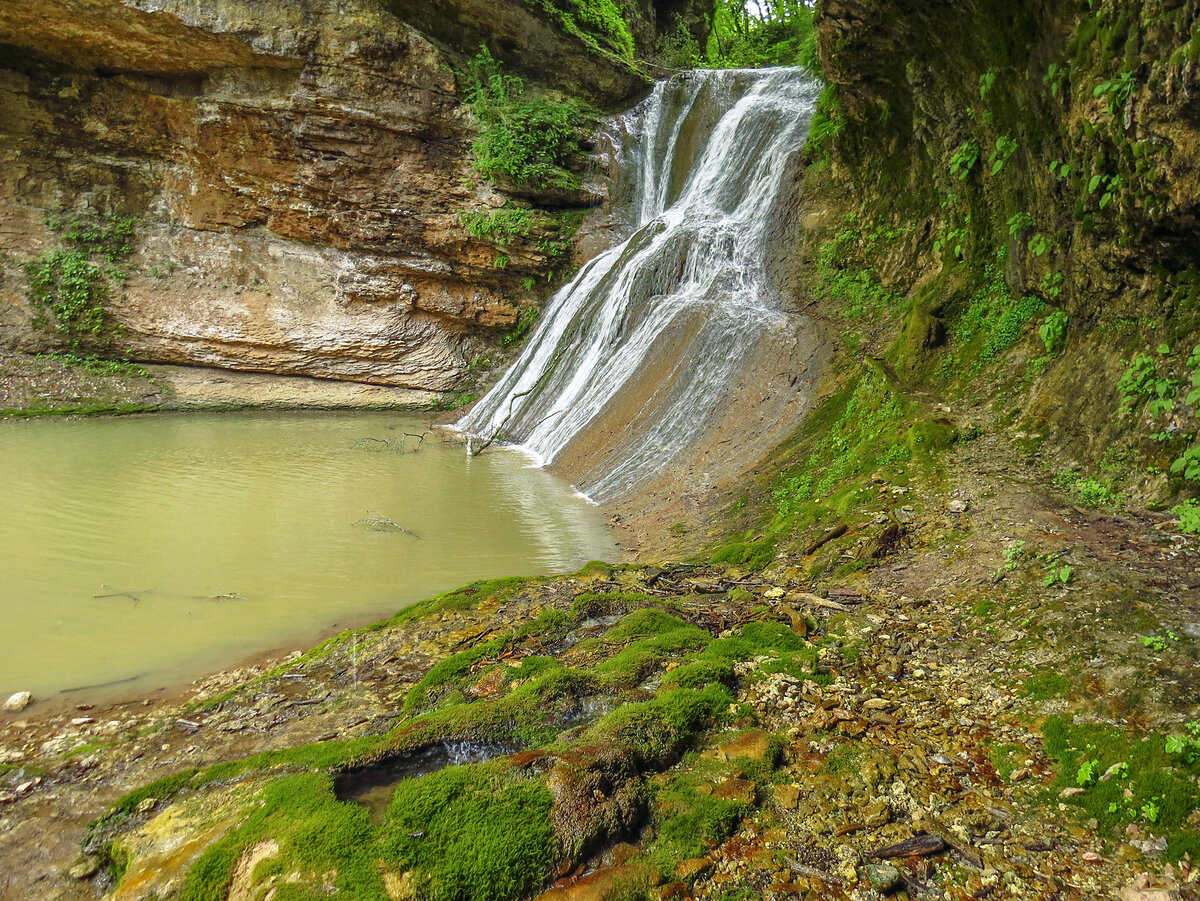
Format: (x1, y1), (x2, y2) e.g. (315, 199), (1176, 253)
(457, 68), (821, 503)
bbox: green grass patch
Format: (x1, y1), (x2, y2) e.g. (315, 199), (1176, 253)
(1021, 671), (1071, 700)
(1042, 716), (1200, 860)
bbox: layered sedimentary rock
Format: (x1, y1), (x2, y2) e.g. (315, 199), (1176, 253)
(0, 0), (651, 388)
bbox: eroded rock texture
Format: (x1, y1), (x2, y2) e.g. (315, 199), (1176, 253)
(0, 0), (647, 388)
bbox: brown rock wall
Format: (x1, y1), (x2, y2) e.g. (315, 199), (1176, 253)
(0, 0), (639, 388)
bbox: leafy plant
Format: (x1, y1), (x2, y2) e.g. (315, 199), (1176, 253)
(1094, 70), (1135, 117)
(949, 140), (980, 180)
(989, 135), (1018, 174)
(459, 208), (534, 246)
(1044, 62), (1068, 97)
(979, 67), (999, 99)
(1048, 159), (1073, 178)
(500, 306), (539, 347)
(1042, 555), (1073, 587)
(464, 47), (588, 191)
(1007, 212), (1033, 236)
(523, 0), (634, 59)
(1173, 499), (1200, 534)
(1002, 540), (1026, 570)
(1039, 271), (1064, 301)
(1165, 722), (1200, 765)
(1077, 758), (1100, 787)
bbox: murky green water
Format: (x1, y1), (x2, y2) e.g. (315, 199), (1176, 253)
(0, 412), (615, 704)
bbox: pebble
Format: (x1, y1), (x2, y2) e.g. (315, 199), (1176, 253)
(3, 691), (32, 712)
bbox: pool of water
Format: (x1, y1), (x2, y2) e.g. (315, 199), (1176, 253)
(0, 412), (616, 704)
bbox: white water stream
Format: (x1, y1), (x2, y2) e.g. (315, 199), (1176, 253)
(458, 68), (820, 501)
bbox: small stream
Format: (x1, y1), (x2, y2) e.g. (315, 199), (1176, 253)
(0, 411), (615, 703)
(333, 741), (514, 823)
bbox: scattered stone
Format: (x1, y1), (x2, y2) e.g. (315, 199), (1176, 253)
(948, 499), (970, 513)
(713, 778), (756, 804)
(68, 857), (100, 880)
(3, 691), (32, 712)
(1118, 874), (1182, 901)
(716, 729), (773, 763)
(1010, 767), (1030, 782)
(863, 799), (892, 828)
(773, 784), (801, 810)
(1059, 787), (1086, 799)
(870, 833), (947, 859)
(675, 857), (713, 882)
(1081, 851), (1103, 863)
(863, 862), (903, 894)
(1100, 762), (1128, 782)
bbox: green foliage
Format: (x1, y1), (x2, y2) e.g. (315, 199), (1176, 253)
(1094, 71), (1135, 117)
(464, 47), (588, 191)
(989, 135), (1018, 175)
(1173, 499), (1200, 534)
(978, 67), (998, 99)
(522, 0), (634, 58)
(383, 764), (556, 901)
(805, 85), (843, 160)
(772, 370), (908, 517)
(459, 207), (534, 245)
(707, 0), (817, 69)
(1165, 722), (1200, 766)
(1054, 470), (1119, 506)
(27, 251), (109, 347)
(47, 213), (136, 262)
(25, 212), (137, 354)
(1041, 554), (1073, 586)
(1006, 212), (1033, 236)
(949, 140), (980, 180)
(1117, 345), (1200, 509)
(500, 306), (540, 347)
(1039, 309), (1069, 355)
(1044, 62), (1068, 97)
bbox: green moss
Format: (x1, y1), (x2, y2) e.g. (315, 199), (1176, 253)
(1042, 717), (1200, 860)
(584, 684), (734, 772)
(594, 613), (711, 688)
(383, 763), (557, 901)
(569, 590), (661, 619)
(646, 764), (752, 878)
(1021, 671), (1071, 700)
(710, 537), (776, 570)
(662, 659), (736, 691)
(183, 773), (386, 901)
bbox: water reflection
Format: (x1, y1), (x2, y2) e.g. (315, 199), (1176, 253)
(0, 412), (615, 702)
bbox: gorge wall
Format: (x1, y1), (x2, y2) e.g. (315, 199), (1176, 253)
(0, 0), (692, 390)
(796, 0), (1200, 504)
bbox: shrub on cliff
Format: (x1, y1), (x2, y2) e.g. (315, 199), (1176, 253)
(465, 47), (588, 191)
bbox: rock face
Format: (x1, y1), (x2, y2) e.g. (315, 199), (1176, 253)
(0, 0), (654, 389)
(808, 0), (1200, 471)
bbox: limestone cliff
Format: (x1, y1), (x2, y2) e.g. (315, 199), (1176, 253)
(0, 0), (688, 390)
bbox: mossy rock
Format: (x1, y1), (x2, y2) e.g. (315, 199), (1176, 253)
(905, 419), (957, 457)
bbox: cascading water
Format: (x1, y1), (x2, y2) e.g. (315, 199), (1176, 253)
(458, 68), (821, 502)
